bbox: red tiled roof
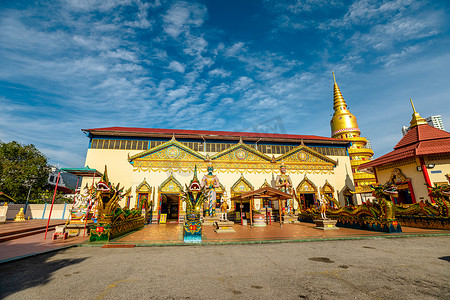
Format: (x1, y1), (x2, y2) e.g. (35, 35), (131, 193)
(394, 124), (450, 149)
(416, 139), (450, 155)
(82, 126), (347, 143)
(360, 124), (450, 169)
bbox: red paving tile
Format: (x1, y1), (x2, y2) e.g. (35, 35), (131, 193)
(113, 222), (450, 245)
(0, 219), (66, 236)
(116, 223), (183, 244)
(0, 230), (88, 262)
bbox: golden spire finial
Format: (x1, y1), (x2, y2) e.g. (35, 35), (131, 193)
(409, 98), (427, 127)
(330, 72), (360, 138)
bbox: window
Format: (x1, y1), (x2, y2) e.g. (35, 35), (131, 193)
(91, 139), (98, 149)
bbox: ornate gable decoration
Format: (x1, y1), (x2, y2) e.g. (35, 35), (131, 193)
(297, 176), (317, 193)
(129, 138), (205, 171)
(322, 180), (334, 194)
(276, 145), (337, 166)
(159, 173), (183, 194)
(389, 168), (409, 184)
(211, 141), (271, 163)
(231, 175), (254, 194)
(260, 179), (271, 189)
(136, 178), (151, 193)
(129, 138), (205, 164)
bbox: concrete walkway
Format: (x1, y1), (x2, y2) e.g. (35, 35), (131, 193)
(2, 236), (449, 299)
(1, 221), (449, 263)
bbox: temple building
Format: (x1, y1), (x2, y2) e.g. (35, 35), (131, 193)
(330, 72), (376, 202)
(76, 75), (383, 223)
(80, 126), (358, 223)
(359, 100), (450, 203)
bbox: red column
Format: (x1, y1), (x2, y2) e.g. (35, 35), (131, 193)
(419, 157), (433, 202)
(407, 180), (417, 203)
(44, 172), (60, 239)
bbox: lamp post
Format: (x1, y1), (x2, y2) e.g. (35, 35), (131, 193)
(24, 177), (37, 214)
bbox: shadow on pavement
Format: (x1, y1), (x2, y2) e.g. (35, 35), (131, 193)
(438, 256), (450, 262)
(0, 250), (87, 299)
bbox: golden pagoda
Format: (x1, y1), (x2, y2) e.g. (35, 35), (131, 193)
(330, 72), (376, 193)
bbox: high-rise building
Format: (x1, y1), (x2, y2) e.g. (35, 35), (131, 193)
(426, 115), (445, 131)
(401, 126), (409, 136)
(330, 72), (376, 195)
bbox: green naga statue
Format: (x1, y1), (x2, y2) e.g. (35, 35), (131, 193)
(90, 166), (145, 242)
(428, 184), (450, 218)
(300, 182), (402, 232)
(181, 166), (206, 243)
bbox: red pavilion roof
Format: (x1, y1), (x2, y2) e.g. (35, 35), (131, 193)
(360, 124), (450, 170)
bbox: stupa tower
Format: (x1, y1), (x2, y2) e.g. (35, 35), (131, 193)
(330, 72), (376, 192)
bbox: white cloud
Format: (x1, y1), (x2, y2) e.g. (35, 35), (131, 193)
(168, 61), (185, 73)
(220, 97), (234, 105)
(183, 35), (208, 56)
(104, 49), (139, 62)
(209, 68), (231, 78)
(224, 42), (246, 57)
(232, 77), (254, 92)
(377, 45), (422, 66)
(162, 1), (207, 38)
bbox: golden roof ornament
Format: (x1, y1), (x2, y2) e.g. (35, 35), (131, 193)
(409, 99), (428, 128)
(330, 71), (360, 138)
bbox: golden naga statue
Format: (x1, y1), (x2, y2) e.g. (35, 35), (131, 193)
(370, 183), (397, 221)
(95, 166), (133, 224)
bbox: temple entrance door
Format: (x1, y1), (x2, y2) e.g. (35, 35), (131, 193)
(160, 194), (179, 222)
(396, 189), (413, 204)
(344, 194), (354, 206)
(300, 193), (315, 209)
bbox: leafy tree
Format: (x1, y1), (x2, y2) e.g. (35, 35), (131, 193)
(0, 141), (49, 202)
(38, 190), (73, 204)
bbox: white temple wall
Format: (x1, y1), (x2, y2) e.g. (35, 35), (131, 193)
(82, 148), (355, 209)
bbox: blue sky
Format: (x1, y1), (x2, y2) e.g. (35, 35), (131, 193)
(0, 0), (449, 167)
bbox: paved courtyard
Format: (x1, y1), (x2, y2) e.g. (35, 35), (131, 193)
(1, 236), (449, 300)
(109, 222), (449, 245)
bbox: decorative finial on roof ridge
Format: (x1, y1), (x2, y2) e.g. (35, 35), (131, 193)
(409, 98), (427, 128)
(410, 98), (417, 113)
(239, 137), (243, 144)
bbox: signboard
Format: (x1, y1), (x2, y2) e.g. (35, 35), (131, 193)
(159, 214), (167, 224)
